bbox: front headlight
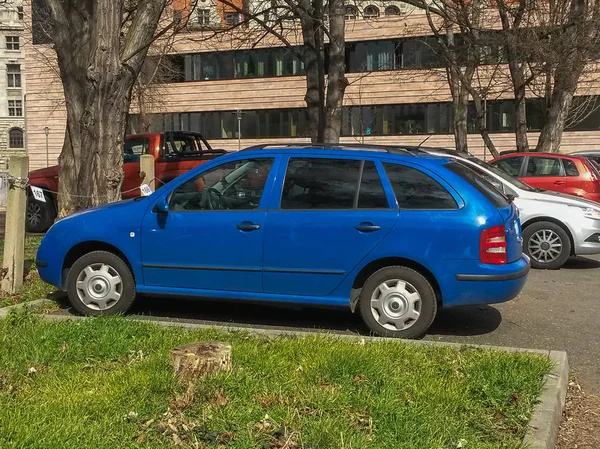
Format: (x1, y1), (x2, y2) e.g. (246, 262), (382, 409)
(582, 207), (600, 220)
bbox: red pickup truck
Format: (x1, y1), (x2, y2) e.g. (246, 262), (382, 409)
(26, 131), (227, 232)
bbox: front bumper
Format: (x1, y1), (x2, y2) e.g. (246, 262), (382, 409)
(572, 217), (600, 255)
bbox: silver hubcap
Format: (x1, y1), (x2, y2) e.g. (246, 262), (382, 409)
(27, 202), (41, 226)
(528, 229), (563, 263)
(76, 263), (123, 311)
(370, 279), (421, 331)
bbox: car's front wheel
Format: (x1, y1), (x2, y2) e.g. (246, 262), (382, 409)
(66, 251), (136, 316)
(358, 266), (437, 339)
(523, 221), (571, 270)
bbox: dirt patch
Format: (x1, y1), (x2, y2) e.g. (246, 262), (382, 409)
(557, 378), (600, 449)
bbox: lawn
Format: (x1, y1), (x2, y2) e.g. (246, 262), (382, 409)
(0, 313), (552, 449)
(0, 236), (55, 308)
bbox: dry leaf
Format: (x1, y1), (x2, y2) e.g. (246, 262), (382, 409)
(209, 390), (228, 407)
(353, 373), (368, 383)
(134, 433), (146, 444)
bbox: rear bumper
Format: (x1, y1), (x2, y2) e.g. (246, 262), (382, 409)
(439, 255), (530, 308)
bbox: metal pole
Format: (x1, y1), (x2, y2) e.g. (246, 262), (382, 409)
(44, 126), (50, 167)
(237, 110), (242, 151)
(483, 98), (487, 161)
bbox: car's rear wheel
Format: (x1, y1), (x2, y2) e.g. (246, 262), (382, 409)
(523, 221), (571, 270)
(66, 251), (136, 316)
(358, 266), (437, 339)
(26, 193), (56, 233)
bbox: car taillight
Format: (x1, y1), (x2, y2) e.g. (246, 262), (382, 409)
(480, 225), (507, 264)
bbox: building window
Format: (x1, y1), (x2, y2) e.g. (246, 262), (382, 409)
(364, 5), (380, 18)
(8, 100), (22, 116)
(7, 64), (21, 88)
(17, 6), (24, 20)
(9, 128), (23, 148)
(224, 12), (240, 26)
(384, 5), (400, 15)
(6, 36), (20, 50)
(345, 6), (358, 20)
(198, 9), (211, 26)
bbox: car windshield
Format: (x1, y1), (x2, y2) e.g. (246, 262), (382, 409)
(466, 157), (538, 192)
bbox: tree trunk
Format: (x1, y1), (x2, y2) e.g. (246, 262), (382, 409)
(536, 83), (578, 153)
(514, 95), (529, 152)
(46, 0), (167, 215)
(323, 0), (347, 143)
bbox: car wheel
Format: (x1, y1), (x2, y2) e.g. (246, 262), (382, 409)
(358, 266), (437, 339)
(523, 221), (571, 270)
(66, 251), (136, 316)
(26, 193), (56, 233)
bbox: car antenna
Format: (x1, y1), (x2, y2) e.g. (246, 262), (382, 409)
(418, 135), (433, 147)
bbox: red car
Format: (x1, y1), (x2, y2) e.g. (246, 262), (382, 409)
(490, 152), (600, 202)
(27, 131), (227, 232)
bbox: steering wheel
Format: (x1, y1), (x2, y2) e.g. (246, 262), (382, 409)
(206, 187), (225, 210)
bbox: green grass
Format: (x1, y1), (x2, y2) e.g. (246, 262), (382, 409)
(0, 237), (55, 308)
(0, 314), (552, 449)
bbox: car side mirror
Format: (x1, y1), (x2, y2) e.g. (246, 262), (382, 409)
(155, 196), (169, 214)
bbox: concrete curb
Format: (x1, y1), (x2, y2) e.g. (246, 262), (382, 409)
(0, 304), (569, 448)
(0, 298), (53, 317)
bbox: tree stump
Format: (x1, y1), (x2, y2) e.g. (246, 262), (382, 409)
(169, 341), (232, 387)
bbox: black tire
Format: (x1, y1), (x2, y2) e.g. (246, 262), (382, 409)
(523, 221), (571, 270)
(66, 251), (136, 316)
(358, 266), (437, 339)
(26, 193), (56, 233)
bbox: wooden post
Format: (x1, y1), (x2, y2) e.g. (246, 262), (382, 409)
(139, 154), (155, 191)
(2, 155), (28, 294)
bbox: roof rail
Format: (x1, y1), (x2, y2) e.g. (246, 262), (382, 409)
(241, 142), (415, 154)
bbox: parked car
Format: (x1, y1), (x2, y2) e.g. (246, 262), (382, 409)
(36, 144), (529, 339)
(569, 149), (600, 166)
(489, 152), (600, 202)
(26, 131), (227, 233)
(419, 148), (600, 269)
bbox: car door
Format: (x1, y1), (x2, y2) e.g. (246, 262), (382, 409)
(140, 156), (278, 293)
(520, 156), (566, 192)
(262, 156), (399, 297)
(122, 136), (150, 199)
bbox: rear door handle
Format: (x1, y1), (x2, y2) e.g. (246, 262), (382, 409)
(355, 223), (381, 233)
(237, 222), (261, 231)
(554, 180), (565, 185)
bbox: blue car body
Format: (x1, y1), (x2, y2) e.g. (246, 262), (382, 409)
(36, 148), (529, 316)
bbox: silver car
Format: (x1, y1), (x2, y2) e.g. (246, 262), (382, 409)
(426, 149), (600, 269)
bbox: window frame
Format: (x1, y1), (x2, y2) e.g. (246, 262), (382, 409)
(275, 155), (395, 211)
(198, 8), (211, 26)
(363, 5), (380, 18)
(7, 64), (21, 88)
(8, 128), (23, 148)
(562, 158), (580, 177)
(6, 36), (20, 50)
(381, 159), (463, 210)
(167, 156), (278, 213)
(523, 155), (566, 178)
(490, 156), (525, 178)
(224, 12), (240, 26)
(8, 99), (22, 117)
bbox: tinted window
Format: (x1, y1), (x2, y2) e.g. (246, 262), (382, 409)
(492, 157), (523, 177)
(383, 163), (458, 209)
(563, 159), (579, 177)
(170, 158), (273, 211)
(281, 158), (360, 209)
(358, 161), (389, 208)
(526, 157), (563, 177)
(445, 162), (510, 208)
(124, 138), (149, 162)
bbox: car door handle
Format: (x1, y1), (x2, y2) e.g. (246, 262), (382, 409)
(554, 180), (565, 185)
(236, 222), (261, 231)
(355, 223), (381, 233)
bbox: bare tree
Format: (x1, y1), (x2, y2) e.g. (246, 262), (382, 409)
(40, 0), (184, 215)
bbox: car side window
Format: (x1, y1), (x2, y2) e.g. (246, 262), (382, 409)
(491, 157), (523, 177)
(169, 158), (274, 211)
(563, 159), (579, 176)
(383, 163), (458, 210)
(358, 161), (389, 208)
(526, 157), (563, 177)
(281, 158), (360, 209)
(124, 138), (149, 163)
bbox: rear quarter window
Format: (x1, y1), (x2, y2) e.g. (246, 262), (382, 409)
(382, 163), (458, 210)
(445, 162), (510, 208)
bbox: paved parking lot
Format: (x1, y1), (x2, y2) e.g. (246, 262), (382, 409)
(111, 255), (600, 393)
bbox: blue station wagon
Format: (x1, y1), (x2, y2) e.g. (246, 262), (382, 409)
(36, 144), (530, 338)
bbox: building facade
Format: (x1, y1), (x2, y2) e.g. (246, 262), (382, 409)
(0, 0), (25, 172)
(24, 1), (600, 171)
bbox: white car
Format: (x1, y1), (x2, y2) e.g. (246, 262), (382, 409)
(422, 149), (600, 269)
